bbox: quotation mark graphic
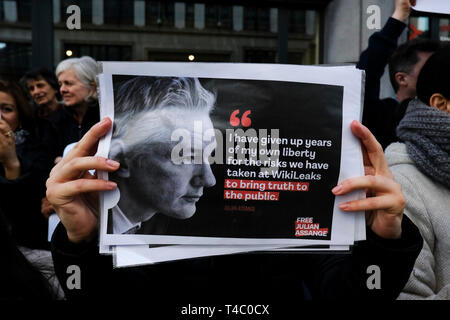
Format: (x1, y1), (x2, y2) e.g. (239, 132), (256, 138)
(230, 109), (252, 127)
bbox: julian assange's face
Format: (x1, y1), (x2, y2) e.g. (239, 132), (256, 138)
(0, 91), (20, 131)
(26, 78), (58, 106)
(127, 113), (216, 220)
(58, 69), (92, 106)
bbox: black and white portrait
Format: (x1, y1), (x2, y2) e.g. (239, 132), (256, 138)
(107, 77), (217, 235)
(99, 65), (350, 244)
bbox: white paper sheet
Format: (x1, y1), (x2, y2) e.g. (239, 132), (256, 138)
(113, 244), (351, 268)
(47, 213), (60, 242)
(413, 0), (450, 15)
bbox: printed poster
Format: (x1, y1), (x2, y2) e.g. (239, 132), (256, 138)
(97, 63), (364, 247)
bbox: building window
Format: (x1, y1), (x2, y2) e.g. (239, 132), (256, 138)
(61, 0), (92, 24)
(440, 17), (450, 42)
(233, 6), (244, 32)
(205, 5), (232, 30)
(174, 2), (185, 28)
(409, 14), (450, 42)
(63, 43), (132, 61)
(408, 16), (430, 40)
(146, 1), (174, 27)
(0, 0), (24, 23)
(244, 7), (270, 32)
(194, 3), (205, 29)
(104, 0), (133, 26)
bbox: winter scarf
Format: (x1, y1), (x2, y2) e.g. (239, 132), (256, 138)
(396, 98), (450, 189)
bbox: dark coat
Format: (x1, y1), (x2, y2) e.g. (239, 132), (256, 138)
(357, 17), (408, 150)
(37, 101), (100, 160)
(0, 130), (52, 249)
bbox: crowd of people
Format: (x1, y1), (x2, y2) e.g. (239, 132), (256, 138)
(0, 56), (100, 300)
(0, 0), (448, 301)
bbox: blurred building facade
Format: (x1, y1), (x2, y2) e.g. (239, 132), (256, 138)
(0, 0), (448, 84)
(0, 0), (328, 79)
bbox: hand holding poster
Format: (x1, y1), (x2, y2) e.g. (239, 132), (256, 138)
(96, 63), (366, 263)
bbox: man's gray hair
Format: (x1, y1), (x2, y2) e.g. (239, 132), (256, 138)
(110, 77), (215, 160)
(55, 56), (100, 100)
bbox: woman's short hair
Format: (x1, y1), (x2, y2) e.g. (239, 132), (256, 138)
(0, 79), (35, 133)
(20, 67), (61, 100)
(110, 76), (215, 160)
(55, 56), (100, 100)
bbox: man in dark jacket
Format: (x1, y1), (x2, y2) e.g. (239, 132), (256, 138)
(357, 0), (439, 149)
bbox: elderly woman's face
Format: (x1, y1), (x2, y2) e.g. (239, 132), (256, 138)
(128, 113), (216, 220)
(58, 69), (92, 106)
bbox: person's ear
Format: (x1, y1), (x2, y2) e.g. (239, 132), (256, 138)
(429, 93), (450, 113)
(110, 140), (130, 178)
(395, 72), (409, 88)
